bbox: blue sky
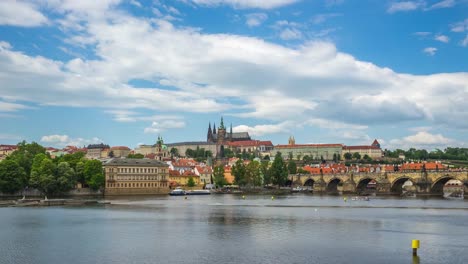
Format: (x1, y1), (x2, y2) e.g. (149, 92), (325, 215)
(0, 0), (467, 150)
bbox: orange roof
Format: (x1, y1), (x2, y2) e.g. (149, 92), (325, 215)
(302, 166), (334, 174)
(343, 145), (380, 150)
(169, 170), (180, 176)
(276, 144), (343, 148)
(111, 146), (131, 150)
(228, 140), (273, 147)
(196, 166), (213, 174)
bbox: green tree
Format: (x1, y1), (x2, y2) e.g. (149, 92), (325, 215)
(269, 152), (288, 187)
(108, 150), (114, 158)
(7, 141), (46, 186)
(170, 147), (179, 158)
(34, 158), (57, 195)
(59, 152), (86, 170)
(75, 161), (86, 185)
(352, 152), (361, 160)
(187, 176), (196, 187)
(232, 159), (246, 186)
(84, 159), (104, 190)
(29, 153), (48, 188)
(287, 160), (297, 174)
(0, 159), (26, 194)
(260, 161), (271, 185)
(363, 154), (372, 162)
(55, 162), (76, 193)
(246, 160), (262, 187)
(213, 165), (227, 187)
(302, 155), (312, 164)
(344, 152), (352, 160)
(127, 153), (144, 159)
(224, 148), (235, 158)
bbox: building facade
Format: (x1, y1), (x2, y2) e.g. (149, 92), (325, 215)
(272, 139), (343, 161)
(227, 140), (274, 157)
(110, 146), (131, 158)
(342, 140), (383, 159)
(0, 145), (17, 160)
(104, 158), (170, 195)
(86, 143), (110, 159)
(134, 136), (170, 160)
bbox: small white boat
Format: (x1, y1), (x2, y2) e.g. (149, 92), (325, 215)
(291, 186), (303, 193)
(169, 187), (186, 196)
(185, 190), (211, 195)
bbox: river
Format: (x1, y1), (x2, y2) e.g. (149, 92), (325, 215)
(1, 195), (467, 264)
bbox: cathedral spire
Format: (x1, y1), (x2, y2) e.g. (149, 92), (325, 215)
(220, 117), (225, 129)
(213, 123), (216, 134)
(229, 123), (233, 141)
(207, 122), (212, 141)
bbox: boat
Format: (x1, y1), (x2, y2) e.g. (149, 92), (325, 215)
(351, 196), (370, 201)
(291, 186), (303, 193)
(185, 190), (211, 195)
(169, 187), (186, 196)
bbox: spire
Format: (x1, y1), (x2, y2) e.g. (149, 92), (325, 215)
(229, 123), (233, 140)
(207, 122), (212, 141)
(220, 117), (225, 129)
(213, 123), (216, 134)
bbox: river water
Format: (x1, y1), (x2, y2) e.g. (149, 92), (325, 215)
(1, 195), (467, 264)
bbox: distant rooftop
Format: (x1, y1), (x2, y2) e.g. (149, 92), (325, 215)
(105, 158), (168, 167)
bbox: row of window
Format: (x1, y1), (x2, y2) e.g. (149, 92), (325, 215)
(108, 182), (168, 188)
(109, 176), (167, 181)
(108, 167), (166, 174)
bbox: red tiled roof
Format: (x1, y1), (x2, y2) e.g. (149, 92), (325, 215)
(276, 144), (343, 148)
(343, 146), (380, 150)
(169, 170), (180, 176)
(228, 140), (273, 147)
(111, 146), (131, 150)
(196, 166), (213, 174)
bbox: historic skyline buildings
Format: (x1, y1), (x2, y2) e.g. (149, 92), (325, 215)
(207, 117), (251, 158)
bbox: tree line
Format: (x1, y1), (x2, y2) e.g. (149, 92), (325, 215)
(385, 147), (468, 161)
(212, 152), (295, 188)
(0, 141), (104, 196)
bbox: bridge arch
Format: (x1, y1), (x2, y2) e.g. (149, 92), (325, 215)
(357, 178), (376, 194)
(430, 175), (461, 194)
(391, 176), (411, 194)
(327, 178), (342, 193)
(304, 178), (314, 187)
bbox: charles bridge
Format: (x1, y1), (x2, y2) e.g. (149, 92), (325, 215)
(287, 170), (468, 196)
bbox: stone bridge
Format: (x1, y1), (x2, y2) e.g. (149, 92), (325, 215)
(287, 171), (468, 196)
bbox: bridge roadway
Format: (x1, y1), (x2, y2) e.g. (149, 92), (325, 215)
(287, 170), (468, 195)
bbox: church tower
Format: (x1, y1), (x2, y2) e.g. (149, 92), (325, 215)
(207, 122), (213, 142)
(288, 136), (296, 145)
(216, 117), (227, 158)
(229, 123), (233, 142)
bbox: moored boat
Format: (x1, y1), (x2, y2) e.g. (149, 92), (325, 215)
(185, 190), (211, 195)
(169, 187), (186, 196)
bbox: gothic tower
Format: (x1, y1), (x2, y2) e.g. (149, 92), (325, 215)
(229, 123), (233, 142)
(216, 117), (226, 158)
(288, 136), (296, 145)
(207, 122), (212, 142)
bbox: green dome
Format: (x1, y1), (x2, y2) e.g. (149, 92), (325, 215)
(162, 145), (168, 150)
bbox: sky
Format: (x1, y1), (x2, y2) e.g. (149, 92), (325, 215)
(0, 0), (467, 150)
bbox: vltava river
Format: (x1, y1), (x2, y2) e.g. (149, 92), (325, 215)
(1, 195), (467, 264)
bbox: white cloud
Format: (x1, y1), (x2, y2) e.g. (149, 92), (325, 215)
(427, 0), (455, 10)
(451, 19), (468, 33)
(279, 28), (302, 40)
(0, 100), (30, 112)
(387, 1), (425, 13)
(245, 13), (268, 27)
(461, 34), (468, 47)
(144, 120), (186, 134)
(0, 134), (22, 141)
(389, 131), (457, 149)
(233, 122), (291, 136)
(312, 13), (341, 24)
(129, 0), (142, 8)
(434, 34), (449, 43)
(184, 0), (300, 9)
(40, 134), (103, 147)
(414, 31), (431, 37)
(0, 0), (48, 27)
(423, 47), (437, 55)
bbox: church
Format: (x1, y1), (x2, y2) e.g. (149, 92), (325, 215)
(207, 117), (251, 158)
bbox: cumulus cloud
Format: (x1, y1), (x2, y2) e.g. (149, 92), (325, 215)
(423, 47), (437, 55)
(0, 0), (48, 27)
(233, 122), (292, 137)
(434, 34), (449, 43)
(426, 0), (456, 10)
(245, 13), (268, 27)
(0, 2), (467, 139)
(389, 131), (457, 150)
(40, 134), (103, 147)
(279, 28), (302, 40)
(387, 1), (425, 13)
(312, 13), (341, 24)
(183, 0), (300, 9)
(461, 34), (468, 47)
(144, 120), (186, 134)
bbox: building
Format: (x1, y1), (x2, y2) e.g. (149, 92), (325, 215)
(195, 166), (213, 185)
(207, 117), (251, 158)
(0, 145), (17, 160)
(135, 136), (171, 161)
(227, 140), (274, 157)
(272, 137), (343, 161)
(104, 158), (170, 195)
(165, 142), (217, 158)
(168, 170), (201, 187)
(342, 140), (383, 160)
(86, 143), (110, 159)
(110, 146), (131, 158)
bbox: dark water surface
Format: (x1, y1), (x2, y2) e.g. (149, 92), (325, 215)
(1, 195), (467, 264)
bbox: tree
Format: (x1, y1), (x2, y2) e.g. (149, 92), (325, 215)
(260, 161), (271, 185)
(287, 160), (297, 174)
(363, 154), (372, 162)
(302, 155), (312, 164)
(7, 141), (46, 187)
(213, 165), (227, 187)
(269, 152), (288, 187)
(224, 148), (235, 158)
(127, 153), (144, 159)
(187, 176), (196, 187)
(232, 159), (246, 186)
(75, 161), (86, 185)
(108, 150), (114, 158)
(33, 158), (57, 196)
(344, 152), (352, 160)
(30, 153), (49, 188)
(0, 159), (26, 194)
(59, 152), (86, 170)
(84, 159), (104, 190)
(352, 152), (361, 160)
(246, 160), (262, 187)
(55, 162), (76, 193)
(170, 147), (179, 158)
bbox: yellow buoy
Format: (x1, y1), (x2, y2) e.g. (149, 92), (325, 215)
(242, 195), (245, 199)
(271, 196), (275, 200)
(412, 240), (420, 256)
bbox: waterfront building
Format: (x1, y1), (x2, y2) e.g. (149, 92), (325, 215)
(194, 165), (213, 185)
(272, 137), (343, 161)
(104, 158), (170, 195)
(342, 140), (383, 160)
(168, 170), (201, 187)
(135, 136), (170, 161)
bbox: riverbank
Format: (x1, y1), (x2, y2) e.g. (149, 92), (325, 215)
(0, 198), (108, 207)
